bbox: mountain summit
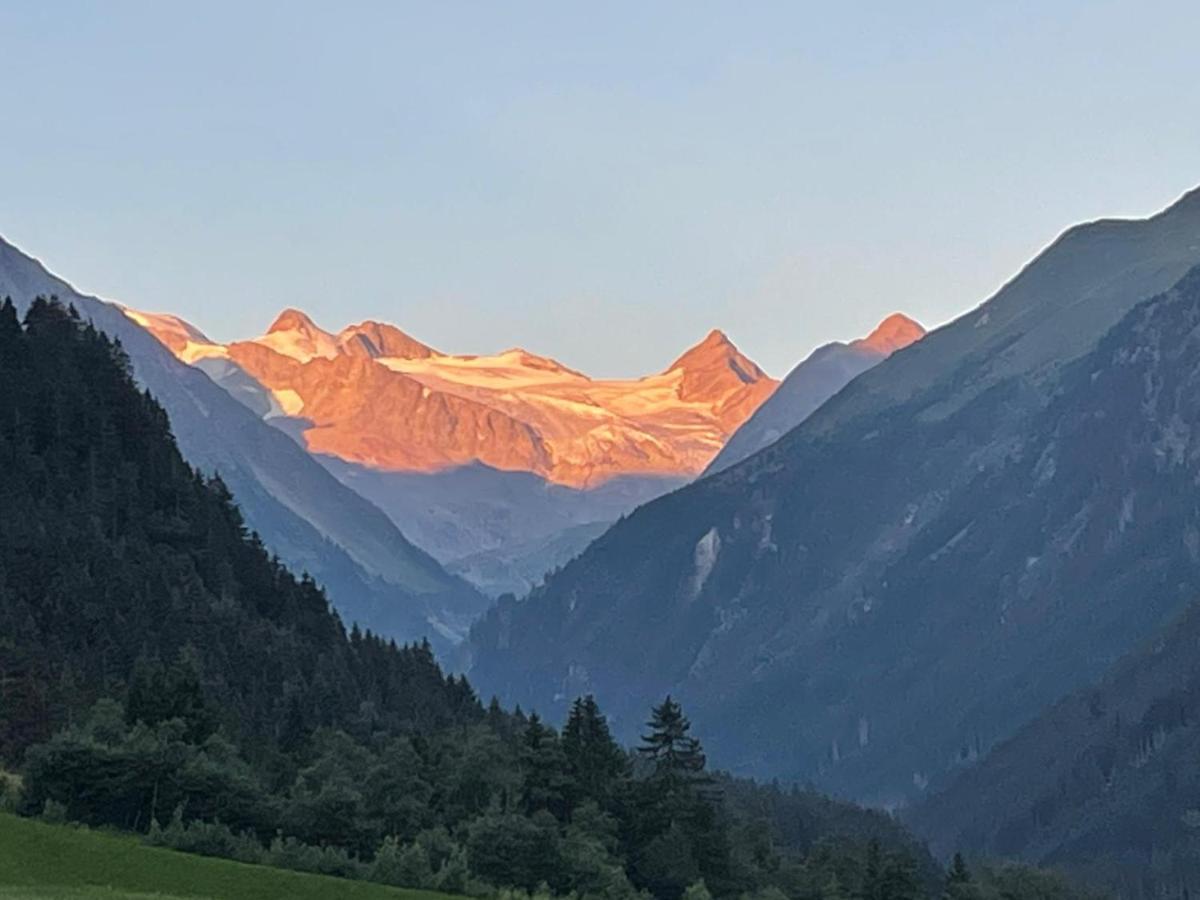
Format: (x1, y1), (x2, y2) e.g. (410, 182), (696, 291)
(259, 307), (340, 361)
(708, 312), (925, 474)
(267, 306), (323, 334)
(338, 320), (438, 360)
(666, 329), (776, 433)
(855, 312), (926, 354)
(669, 328), (763, 378)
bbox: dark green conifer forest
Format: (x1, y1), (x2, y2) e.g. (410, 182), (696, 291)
(0, 299), (1095, 900)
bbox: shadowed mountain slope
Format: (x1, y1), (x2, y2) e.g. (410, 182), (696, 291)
(906, 266), (1200, 893)
(708, 313), (924, 474)
(467, 187), (1200, 805)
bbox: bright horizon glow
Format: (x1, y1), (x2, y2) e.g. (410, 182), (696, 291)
(2, 1), (1198, 378)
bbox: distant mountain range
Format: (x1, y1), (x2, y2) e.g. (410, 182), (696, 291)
(0, 238), (487, 649)
(122, 305), (919, 597)
(128, 308), (778, 487)
(466, 186), (1200, 808)
(120, 306), (780, 596)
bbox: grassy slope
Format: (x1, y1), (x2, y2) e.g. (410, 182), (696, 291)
(0, 814), (454, 900)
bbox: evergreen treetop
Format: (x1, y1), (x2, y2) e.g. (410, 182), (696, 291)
(639, 695), (709, 784)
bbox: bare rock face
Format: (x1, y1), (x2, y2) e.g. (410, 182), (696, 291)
(227, 343), (553, 475)
(338, 321), (439, 360)
(667, 329), (780, 433)
(137, 312), (781, 488)
(854, 313), (925, 355)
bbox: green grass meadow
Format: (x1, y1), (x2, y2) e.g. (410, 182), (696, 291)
(0, 814), (455, 900)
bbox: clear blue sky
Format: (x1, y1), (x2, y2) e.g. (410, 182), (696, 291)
(2, 1), (1198, 377)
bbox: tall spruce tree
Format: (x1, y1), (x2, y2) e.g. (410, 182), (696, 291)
(519, 713), (571, 819)
(943, 852), (975, 900)
(639, 695), (709, 786)
(563, 694), (628, 808)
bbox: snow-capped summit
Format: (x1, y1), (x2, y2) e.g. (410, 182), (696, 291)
(669, 329), (763, 377)
(126, 306), (780, 488)
(258, 308), (341, 361)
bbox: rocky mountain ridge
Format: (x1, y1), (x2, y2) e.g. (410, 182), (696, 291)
(128, 307), (779, 488)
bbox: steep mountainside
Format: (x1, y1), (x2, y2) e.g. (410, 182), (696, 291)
(708, 314), (925, 474)
(126, 307), (778, 595)
(0, 237), (487, 647)
(467, 187), (1200, 805)
(911, 602), (1200, 896)
(908, 271), (1200, 894)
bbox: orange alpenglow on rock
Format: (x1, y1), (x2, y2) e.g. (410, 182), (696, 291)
(126, 308), (781, 489)
(854, 313), (925, 355)
(703, 311), (926, 476)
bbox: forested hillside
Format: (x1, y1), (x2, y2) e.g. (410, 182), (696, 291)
(0, 237), (488, 650)
(0, 298), (962, 900)
(0, 297), (478, 757)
